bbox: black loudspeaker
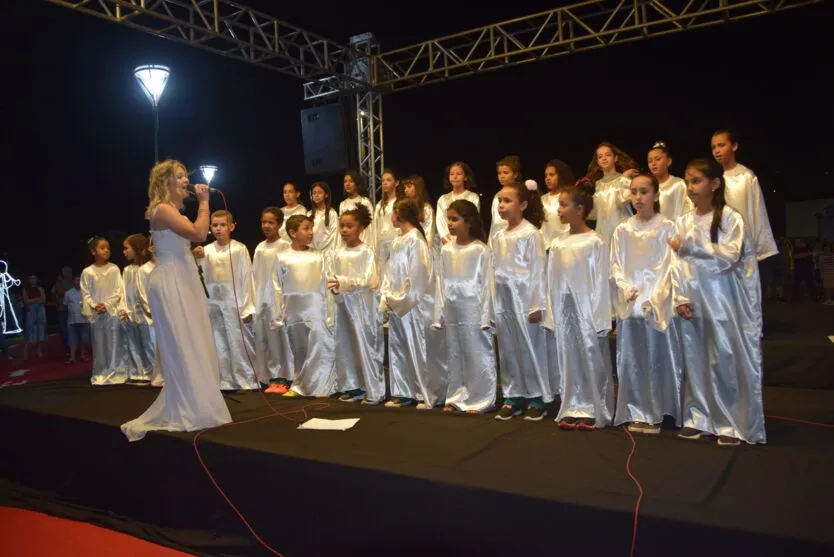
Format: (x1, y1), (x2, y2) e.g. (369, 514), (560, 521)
(301, 103), (349, 175)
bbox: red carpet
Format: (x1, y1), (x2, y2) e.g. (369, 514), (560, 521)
(0, 335), (90, 389)
(0, 507), (194, 556)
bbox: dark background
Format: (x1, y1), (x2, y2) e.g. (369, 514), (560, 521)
(4, 1), (832, 283)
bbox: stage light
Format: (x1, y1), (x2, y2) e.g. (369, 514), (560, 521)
(134, 64), (170, 162)
(200, 165), (218, 185)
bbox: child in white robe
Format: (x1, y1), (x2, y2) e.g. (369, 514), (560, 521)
(435, 162), (480, 247)
(647, 141), (693, 221)
(195, 210), (258, 391)
(374, 170), (402, 271)
(338, 170), (375, 249)
(136, 242), (160, 386)
(81, 236), (129, 385)
(585, 142), (638, 243)
(121, 234), (154, 382)
(308, 182), (339, 253)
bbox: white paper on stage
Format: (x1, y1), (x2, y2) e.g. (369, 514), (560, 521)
(297, 418), (360, 431)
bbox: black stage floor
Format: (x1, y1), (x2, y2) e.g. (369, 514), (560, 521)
(1, 301), (833, 557)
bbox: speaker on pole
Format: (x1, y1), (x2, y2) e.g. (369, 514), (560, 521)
(300, 102), (350, 175)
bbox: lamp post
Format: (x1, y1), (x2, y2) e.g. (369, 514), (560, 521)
(200, 165), (218, 186)
(133, 64), (170, 162)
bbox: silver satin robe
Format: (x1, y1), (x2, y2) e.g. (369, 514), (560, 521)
(309, 208), (339, 253)
(610, 215), (683, 427)
(122, 264), (154, 381)
(658, 176), (693, 222)
(330, 243), (385, 402)
(136, 260), (161, 387)
(380, 228), (445, 405)
(723, 163), (778, 260)
(338, 196), (375, 249)
(279, 204), (308, 242)
(547, 231), (614, 426)
(81, 262), (130, 385)
(434, 240), (497, 412)
(591, 173), (632, 243)
(200, 240), (258, 390)
(271, 248), (336, 397)
(540, 192), (570, 246)
(672, 206), (765, 443)
(374, 197), (399, 271)
(252, 238), (291, 384)
(491, 220), (553, 402)
(435, 190), (480, 244)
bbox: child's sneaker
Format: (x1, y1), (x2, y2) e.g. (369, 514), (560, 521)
(494, 404), (522, 421)
(677, 427), (704, 440)
(338, 389), (364, 402)
(523, 406), (547, 421)
(627, 422), (661, 435)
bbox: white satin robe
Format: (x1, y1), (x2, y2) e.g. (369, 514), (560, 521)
(137, 260), (161, 387)
(252, 238), (291, 384)
(199, 240), (258, 390)
(591, 173), (632, 243)
(374, 197), (399, 271)
(338, 196), (375, 249)
(546, 231), (614, 426)
(658, 176), (693, 222)
(271, 248), (336, 397)
(279, 204), (308, 241)
(309, 208), (339, 253)
(419, 203), (448, 399)
(435, 190), (481, 245)
(672, 206), (765, 443)
(330, 243), (385, 402)
(491, 220), (553, 402)
(81, 262), (130, 385)
(122, 264), (154, 381)
(488, 194), (507, 240)
(610, 215), (683, 427)
(723, 163), (778, 260)
(380, 229), (444, 405)
(434, 241), (497, 412)
(540, 192), (570, 246)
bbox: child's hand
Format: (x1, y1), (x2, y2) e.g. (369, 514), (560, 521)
(119, 311), (128, 321)
(626, 287), (639, 302)
(623, 168), (639, 179)
(192, 246), (205, 259)
(95, 303), (106, 313)
(327, 277), (340, 291)
(528, 310), (542, 324)
(667, 236), (682, 253)
(243, 315), (253, 324)
(441, 236), (450, 245)
(677, 303), (694, 320)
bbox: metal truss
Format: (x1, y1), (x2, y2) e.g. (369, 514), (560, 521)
(45, 0), (363, 83)
(373, 0), (821, 92)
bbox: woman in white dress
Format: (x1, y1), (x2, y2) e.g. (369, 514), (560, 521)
(121, 160), (232, 442)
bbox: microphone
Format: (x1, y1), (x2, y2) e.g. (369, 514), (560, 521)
(187, 184), (218, 196)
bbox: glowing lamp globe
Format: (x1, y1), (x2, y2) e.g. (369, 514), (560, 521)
(200, 165), (218, 185)
(133, 64), (170, 107)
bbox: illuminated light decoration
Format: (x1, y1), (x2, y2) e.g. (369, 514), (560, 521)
(200, 165), (218, 185)
(0, 260), (23, 335)
(133, 64), (170, 108)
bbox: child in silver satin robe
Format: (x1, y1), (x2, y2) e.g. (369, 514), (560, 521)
(271, 214), (336, 398)
(197, 211), (258, 391)
(610, 174), (683, 434)
(329, 205), (385, 404)
(121, 235), (154, 383)
(547, 182), (614, 430)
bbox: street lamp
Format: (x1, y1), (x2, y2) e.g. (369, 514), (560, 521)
(133, 64), (170, 162)
(200, 165), (218, 186)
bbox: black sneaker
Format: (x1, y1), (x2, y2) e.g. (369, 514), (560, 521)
(523, 406), (548, 421)
(494, 404), (523, 421)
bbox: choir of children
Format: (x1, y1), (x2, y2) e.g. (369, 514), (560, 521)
(86, 132), (770, 446)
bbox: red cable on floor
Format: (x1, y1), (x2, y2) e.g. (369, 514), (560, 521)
(621, 427), (644, 557)
(191, 189), (331, 557)
(766, 415), (834, 429)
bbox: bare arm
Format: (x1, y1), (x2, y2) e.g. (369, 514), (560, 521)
(151, 186), (211, 242)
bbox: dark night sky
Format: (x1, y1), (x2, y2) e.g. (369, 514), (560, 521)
(5, 1), (833, 283)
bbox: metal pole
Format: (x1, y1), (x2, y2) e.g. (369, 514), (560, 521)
(153, 105), (160, 162)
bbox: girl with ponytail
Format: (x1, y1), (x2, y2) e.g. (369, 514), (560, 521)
(666, 158), (765, 446)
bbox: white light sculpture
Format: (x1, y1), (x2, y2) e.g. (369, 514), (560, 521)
(0, 260), (23, 335)
(200, 165), (218, 185)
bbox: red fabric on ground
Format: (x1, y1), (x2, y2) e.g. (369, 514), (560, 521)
(0, 507), (194, 557)
(0, 334), (90, 389)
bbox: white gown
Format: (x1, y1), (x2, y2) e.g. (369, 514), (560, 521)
(122, 264), (154, 381)
(488, 194), (507, 241)
(434, 240), (497, 412)
(330, 243), (385, 402)
(338, 196), (375, 249)
(610, 215), (683, 427)
(199, 240), (258, 390)
(547, 231), (615, 427)
(136, 260), (161, 386)
(591, 173), (632, 243)
(658, 176), (693, 222)
(251, 238), (291, 384)
(540, 192), (570, 246)
(723, 163), (778, 261)
(374, 197), (399, 271)
(672, 206), (765, 443)
(309, 208), (339, 253)
(81, 262), (131, 385)
(121, 223), (232, 442)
